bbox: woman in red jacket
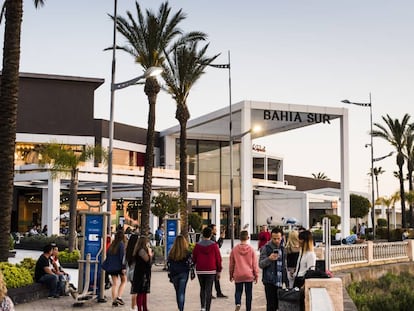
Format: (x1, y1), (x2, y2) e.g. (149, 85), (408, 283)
(229, 230), (259, 311)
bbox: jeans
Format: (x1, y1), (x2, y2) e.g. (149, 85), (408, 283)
(264, 283), (280, 311)
(172, 272), (189, 311)
(235, 282), (253, 311)
(197, 274), (215, 311)
(38, 273), (59, 296)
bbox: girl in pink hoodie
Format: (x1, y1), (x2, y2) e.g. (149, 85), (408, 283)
(229, 230), (259, 311)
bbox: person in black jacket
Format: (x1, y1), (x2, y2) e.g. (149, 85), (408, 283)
(167, 235), (193, 311)
(208, 224), (227, 298)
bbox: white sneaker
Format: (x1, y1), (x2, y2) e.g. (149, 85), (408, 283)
(235, 305), (241, 311)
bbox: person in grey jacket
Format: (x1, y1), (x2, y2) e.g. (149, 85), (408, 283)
(259, 227), (288, 311)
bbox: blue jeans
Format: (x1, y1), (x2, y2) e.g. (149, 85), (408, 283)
(197, 274), (215, 311)
(38, 273), (59, 296)
(235, 282), (253, 311)
(172, 272), (189, 311)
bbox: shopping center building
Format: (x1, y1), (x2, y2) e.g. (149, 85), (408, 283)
(12, 73), (351, 237)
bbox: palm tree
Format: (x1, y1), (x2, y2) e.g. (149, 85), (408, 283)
(311, 172), (330, 180)
(0, 0), (45, 262)
(378, 196), (394, 240)
(404, 124), (414, 226)
(372, 114), (411, 228)
(368, 167), (385, 200)
(113, 1), (201, 236)
(38, 143), (106, 252)
(162, 40), (218, 238)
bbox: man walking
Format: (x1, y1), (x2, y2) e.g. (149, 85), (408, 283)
(208, 224), (228, 298)
(192, 226), (222, 311)
(259, 227), (288, 311)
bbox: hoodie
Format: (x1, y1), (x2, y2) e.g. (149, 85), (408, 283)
(229, 243), (259, 283)
(192, 239), (222, 275)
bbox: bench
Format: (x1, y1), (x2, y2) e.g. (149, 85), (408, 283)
(8, 283), (49, 305)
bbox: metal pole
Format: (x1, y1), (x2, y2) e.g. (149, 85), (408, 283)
(107, 0), (117, 233)
(369, 93), (375, 239)
(228, 51), (234, 249)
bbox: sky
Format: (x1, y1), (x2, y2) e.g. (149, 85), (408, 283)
(5, 0), (414, 197)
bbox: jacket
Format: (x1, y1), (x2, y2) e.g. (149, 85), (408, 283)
(259, 241), (287, 286)
(192, 239), (222, 274)
(229, 243), (258, 283)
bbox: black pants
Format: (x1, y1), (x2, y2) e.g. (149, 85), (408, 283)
(264, 283), (281, 311)
(197, 274), (215, 311)
(214, 278), (223, 295)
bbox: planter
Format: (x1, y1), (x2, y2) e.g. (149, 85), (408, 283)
(8, 283), (48, 305)
(8, 250), (16, 258)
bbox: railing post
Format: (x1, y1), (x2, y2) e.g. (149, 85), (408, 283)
(407, 240), (414, 261)
(367, 240), (374, 264)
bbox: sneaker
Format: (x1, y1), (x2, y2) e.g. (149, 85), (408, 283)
(116, 297), (125, 305)
(217, 293), (228, 298)
(112, 301), (119, 307)
(211, 295), (216, 299)
(235, 304), (241, 311)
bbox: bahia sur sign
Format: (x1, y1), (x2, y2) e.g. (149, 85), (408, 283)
(263, 110), (331, 124)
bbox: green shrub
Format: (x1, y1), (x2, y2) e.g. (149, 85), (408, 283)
(348, 272), (414, 311)
(15, 234), (68, 251)
(0, 262), (33, 288)
(377, 218), (387, 227)
(151, 245), (164, 258)
(58, 249), (80, 264)
(16, 258), (36, 279)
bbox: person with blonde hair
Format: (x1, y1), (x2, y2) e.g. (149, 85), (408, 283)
(167, 235), (192, 311)
(0, 271), (14, 311)
(132, 236), (153, 311)
(285, 230), (300, 288)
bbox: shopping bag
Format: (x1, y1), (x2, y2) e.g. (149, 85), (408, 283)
(277, 288), (301, 302)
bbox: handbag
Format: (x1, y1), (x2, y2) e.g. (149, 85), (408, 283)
(277, 287), (301, 302)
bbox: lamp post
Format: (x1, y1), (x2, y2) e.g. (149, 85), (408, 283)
(209, 51), (234, 248)
(342, 93), (375, 238)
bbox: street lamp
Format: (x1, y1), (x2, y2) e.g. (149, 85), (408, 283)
(342, 93), (375, 238)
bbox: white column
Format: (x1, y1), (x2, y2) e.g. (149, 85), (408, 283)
(340, 110), (350, 237)
(43, 175), (61, 236)
(240, 105), (253, 235)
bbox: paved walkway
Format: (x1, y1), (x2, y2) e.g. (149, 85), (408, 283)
(11, 240), (357, 311)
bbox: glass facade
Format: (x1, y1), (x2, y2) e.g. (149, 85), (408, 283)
(176, 139), (241, 235)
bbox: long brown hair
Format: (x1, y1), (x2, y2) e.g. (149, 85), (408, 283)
(108, 230), (125, 255)
(168, 235), (189, 261)
(299, 230), (314, 253)
(125, 233), (139, 266)
(133, 236), (149, 257)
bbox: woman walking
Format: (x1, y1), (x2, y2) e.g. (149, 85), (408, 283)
(293, 230), (316, 288)
(105, 230), (127, 307)
(285, 230), (300, 288)
(125, 233), (139, 311)
(132, 236), (153, 311)
(167, 235), (192, 311)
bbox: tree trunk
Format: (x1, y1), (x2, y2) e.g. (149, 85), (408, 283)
(408, 161), (413, 228)
(176, 103), (190, 239)
(397, 151), (406, 228)
(68, 168), (79, 252)
(0, 0), (23, 262)
(141, 77), (160, 236)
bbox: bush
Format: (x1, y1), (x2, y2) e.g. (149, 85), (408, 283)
(348, 272), (414, 311)
(15, 234), (68, 251)
(58, 249), (80, 264)
(0, 262), (33, 288)
(377, 218), (387, 227)
(16, 258), (36, 279)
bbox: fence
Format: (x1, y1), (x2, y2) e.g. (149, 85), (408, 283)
(324, 240), (414, 271)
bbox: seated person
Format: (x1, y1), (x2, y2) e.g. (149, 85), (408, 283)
(342, 233), (365, 245)
(34, 244), (60, 299)
(51, 245), (71, 296)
